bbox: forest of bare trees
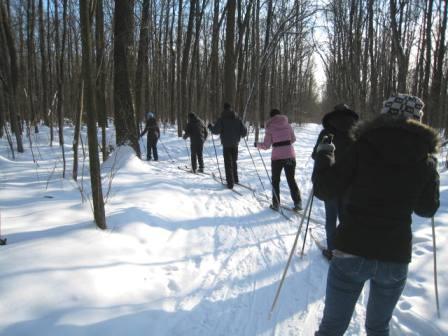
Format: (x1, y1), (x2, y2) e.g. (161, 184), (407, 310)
(0, 0), (447, 227)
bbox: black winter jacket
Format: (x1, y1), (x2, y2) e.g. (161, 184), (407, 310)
(312, 107), (359, 162)
(312, 115), (440, 263)
(210, 108), (247, 147)
(141, 118), (160, 143)
(183, 113), (208, 145)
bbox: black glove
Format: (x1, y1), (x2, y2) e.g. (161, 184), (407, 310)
(254, 142), (257, 148)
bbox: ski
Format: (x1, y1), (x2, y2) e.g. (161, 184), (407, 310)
(177, 165), (197, 174)
(178, 165), (212, 176)
(235, 182), (255, 192)
(211, 173), (243, 196)
(269, 204), (292, 221)
(280, 205), (303, 214)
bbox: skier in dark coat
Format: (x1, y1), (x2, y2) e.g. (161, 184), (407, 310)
(140, 112), (160, 161)
(183, 112), (208, 173)
(208, 103), (248, 189)
(311, 103), (359, 260)
(313, 94), (440, 336)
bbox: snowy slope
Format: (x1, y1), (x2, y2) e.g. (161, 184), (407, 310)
(0, 124), (446, 335)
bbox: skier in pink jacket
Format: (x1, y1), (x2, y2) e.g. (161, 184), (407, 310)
(256, 109), (302, 211)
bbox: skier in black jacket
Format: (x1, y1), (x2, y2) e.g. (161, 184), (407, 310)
(183, 112), (208, 173)
(311, 103), (359, 260)
(313, 94), (440, 336)
(140, 112), (160, 161)
(209, 103), (248, 189)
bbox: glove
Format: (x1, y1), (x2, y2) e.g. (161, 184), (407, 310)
(317, 135), (335, 153)
(254, 142), (257, 148)
(317, 143), (335, 153)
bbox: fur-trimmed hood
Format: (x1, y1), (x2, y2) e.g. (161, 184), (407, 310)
(266, 114), (289, 130)
(351, 114), (440, 165)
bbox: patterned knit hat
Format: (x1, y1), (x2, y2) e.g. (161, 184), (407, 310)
(381, 94), (424, 120)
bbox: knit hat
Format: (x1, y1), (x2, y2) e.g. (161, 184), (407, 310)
(146, 112), (155, 119)
(381, 94), (424, 120)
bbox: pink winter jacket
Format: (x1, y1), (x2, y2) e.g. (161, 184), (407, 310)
(257, 114), (296, 160)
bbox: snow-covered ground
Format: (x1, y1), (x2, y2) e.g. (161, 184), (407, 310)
(0, 123), (446, 335)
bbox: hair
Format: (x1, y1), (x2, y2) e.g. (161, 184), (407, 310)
(270, 109), (281, 117)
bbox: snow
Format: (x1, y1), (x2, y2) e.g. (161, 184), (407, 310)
(0, 123), (446, 335)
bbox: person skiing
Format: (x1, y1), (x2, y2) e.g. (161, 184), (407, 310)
(208, 103), (247, 189)
(183, 112), (208, 173)
(312, 93), (440, 336)
(140, 112), (160, 161)
(311, 103), (359, 260)
(256, 108), (302, 211)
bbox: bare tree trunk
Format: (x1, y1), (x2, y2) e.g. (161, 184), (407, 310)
(135, 0), (150, 124)
(73, 81), (83, 181)
(258, 0), (273, 126)
(422, 0), (434, 123)
(47, 0), (54, 144)
(38, 0), (49, 126)
(80, 0), (106, 230)
(0, 2), (24, 153)
(180, 0), (197, 124)
(95, 0), (108, 161)
(223, 0), (236, 105)
(175, 0), (183, 135)
(26, 0), (37, 132)
(390, 0), (408, 92)
(208, 0), (220, 121)
(430, 0), (446, 127)
(54, 0), (68, 177)
(113, 0), (141, 156)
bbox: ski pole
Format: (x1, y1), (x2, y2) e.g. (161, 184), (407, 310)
(242, 137), (269, 200)
(268, 187), (314, 318)
(184, 139), (191, 158)
(431, 216), (441, 318)
(159, 137), (174, 162)
(183, 139), (192, 168)
(210, 133), (223, 183)
(140, 136), (147, 159)
(300, 193), (314, 257)
(254, 140), (283, 212)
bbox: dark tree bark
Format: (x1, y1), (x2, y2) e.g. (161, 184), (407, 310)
(223, 0), (236, 105)
(38, 0), (49, 126)
(0, 2), (24, 153)
(113, 0), (141, 156)
(80, 0), (107, 230)
(95, 0), (108, 161)
(73, 80), (83, 181)
(135, 0), (151, 124)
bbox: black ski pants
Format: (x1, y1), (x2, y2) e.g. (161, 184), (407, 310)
(223, 146), (239, 188)
(271, 158), (301, 207)
(190, 142), (204, 171)
(146, 138), (158, 161)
